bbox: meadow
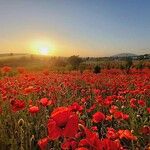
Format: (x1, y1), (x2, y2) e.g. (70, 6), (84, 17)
(0, 56), (150, 150)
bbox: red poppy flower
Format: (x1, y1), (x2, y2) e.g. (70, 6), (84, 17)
(122, 114), (129, 120)
(23, 86), (35, 95)
(61, 139), (77, 150)
(118, 130), (137, 140)
(78, 127), (100, 149)
(11, 99), (25, 112)
(40, 98), (49, 107)
(130, 98), (137, 108)
(113, 111), (123, 119)
(76, 148), (88, 150)
(78, 127), (122, 150)
(92, 112), (105, 123)
(104, 96), (113, 106)
(147, 107), (150, 114)
(138, 100), (146, 107)
(106, 128), (118, 140)
(140, 126), (150, 135)
(29, 106), (39, 114)
(69, 102), (83, 112)
(109, 105), (118, 114)
(38, 137), (48, 150)
(48, 107), (78, 140)
(1, 66), (12, 73)
(99, 138), (122, 150)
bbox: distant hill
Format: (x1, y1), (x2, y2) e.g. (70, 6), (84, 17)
(0, 53), (28, 57)
(111, 53), (138, 57)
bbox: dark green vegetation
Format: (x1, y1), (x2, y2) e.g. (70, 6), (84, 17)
(0, 53), (150, 72)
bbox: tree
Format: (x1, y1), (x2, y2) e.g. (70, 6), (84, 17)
(125, 57), (133, 74)
(93, 65), (101, 74)
(136, 61), (144, 71)
(68, 55), (82, 70)
(79, 63), (87, 74)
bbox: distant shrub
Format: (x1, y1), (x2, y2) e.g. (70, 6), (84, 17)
(120, 64), (125, 70)
(125, 57), (133, 74)
(79, 63), (87, 74)
(93, 65), (101, 74)
(136, 61), (144, 71)
(68, 55), (82, 70)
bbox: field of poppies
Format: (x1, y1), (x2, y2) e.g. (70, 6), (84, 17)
(0, 67), (150, 150)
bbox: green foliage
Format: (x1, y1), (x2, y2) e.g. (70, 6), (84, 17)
(68, 55), (82, 70)
(120, 64), (125, 70)
(79, 63), (87, 74)
(125, 57), (133, 74)
(93, 65), (101, 74)
(136, 61), (144, 70)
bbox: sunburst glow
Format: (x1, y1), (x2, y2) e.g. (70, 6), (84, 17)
(39, 47), (49, 55)
(30, 39), (55, 55)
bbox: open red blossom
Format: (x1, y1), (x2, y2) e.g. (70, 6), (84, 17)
(40, 98), (49, 106)
(61, 139), (77, 150)
(113, 111), (129, 120)
(104, 96), (113, 106)
(140, 126), (150, 135)
(109, 105), (118, 114)
(130, 98), (137, 108)
(118, 130), (137, 140)
(76, 148), (88, 150)
(138, 100), (146, 107)
(69, 102), (83, 112)
(38, 137), (48, 150)
(1, 66), (12, 73)
(147, 107), (150, 114)
(121, 113), (129, 120)
(23, 86), (35, 95)
(113, 111), (123, 119)
(78, 127), (100, 149)
(29, 106), (39, 114)
(78, 127), (123, 150)
(99, 138), (123, 150)
(106, 128), (118, 140)
(92, 112), (105, 123)
(48, 107), (78, 140)
(11, 99), (25, 112)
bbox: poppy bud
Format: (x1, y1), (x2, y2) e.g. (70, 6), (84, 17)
(18, 118), (24, 127)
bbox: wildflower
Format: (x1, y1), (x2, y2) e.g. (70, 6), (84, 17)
(109, 105), (118, 114)
(69, 102), (83, 112)
(106, 127), (118, 140)
(40, 98), (49, 107)
(48, 107), (78, 140)
(23, 86), (35, 95)
(138, 100), (146, 107)
(130, 98), (137, 108)
(118, 129), (137, 140)
(38, 137), (48, 150)
(61, 139), (77, 150)
(29, 106), (39, 114)
(140, 126), (150, 135)
(1, 66), (12, 73)
(92, 112), (105, 123)
(147, 107), (150, 114)
(11, 99), (25, 112)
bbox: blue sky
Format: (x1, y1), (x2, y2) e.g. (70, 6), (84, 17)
(0, 0), (150, 56)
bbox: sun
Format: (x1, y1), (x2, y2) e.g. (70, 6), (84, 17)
(39, 47), (49, 55)
(30, 39), (55, 55)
